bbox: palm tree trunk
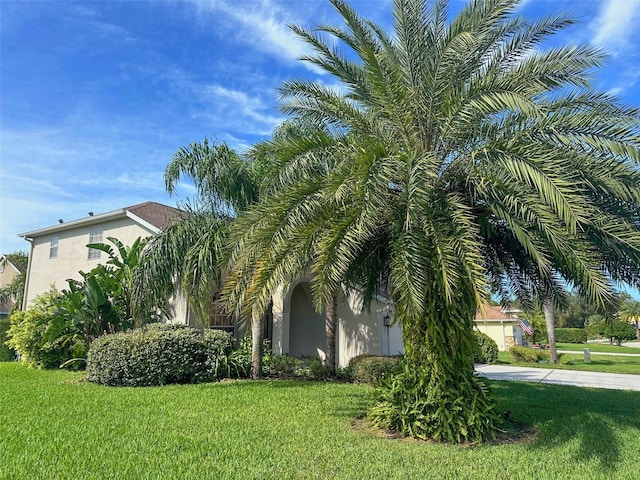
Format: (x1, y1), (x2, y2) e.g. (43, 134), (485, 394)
(325, 292), (338, 375)
(543, 297), (558, 363)
(251, 315), (264, 380)
(397, 293), (498, 442)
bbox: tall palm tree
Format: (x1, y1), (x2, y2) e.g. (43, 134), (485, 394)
(133, 139), (267, 375)
(226, 0), (640, 442)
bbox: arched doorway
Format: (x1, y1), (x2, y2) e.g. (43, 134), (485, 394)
(288, 282), (326, 359)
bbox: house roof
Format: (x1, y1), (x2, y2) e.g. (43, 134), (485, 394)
(0, 255), (24, 274)
(19, 201), (183, 239)
(124, 202), (183, 231)
(475, 304), (522, 321)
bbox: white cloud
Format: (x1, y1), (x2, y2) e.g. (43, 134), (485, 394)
(591, 0), (640, 54)
(186, 0), (325, 73)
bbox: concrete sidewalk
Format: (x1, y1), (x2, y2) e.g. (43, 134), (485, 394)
(475, 364), (640, 391)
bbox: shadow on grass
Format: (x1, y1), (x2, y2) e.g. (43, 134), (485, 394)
(488, 380), (640, 474)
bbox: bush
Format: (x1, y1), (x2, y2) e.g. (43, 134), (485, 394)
(349, 355), (401, 385)
(6, 307), (81, 369)
(555, 328), (587, 344)
(270, 354), (304, 376)
(268, 355), (333, 379)
(473, 331), (498, 364)
(87, 324), (213, 387)
(0, 318), (15, 361)
(605, 321), (636, 346)
(509, 345), (548, 363)
(369, 361), (498, 443)
(204, 329), (252, 379)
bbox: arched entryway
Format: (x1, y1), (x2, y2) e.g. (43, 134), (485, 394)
(288, 282), (326, 359)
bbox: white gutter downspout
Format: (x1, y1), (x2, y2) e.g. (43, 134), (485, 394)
(21, 236), (34, 311)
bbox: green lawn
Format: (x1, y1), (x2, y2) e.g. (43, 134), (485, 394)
(1, 363), (640, 479)
(497, 351), (640, 375)
(557, 343), (640, 354)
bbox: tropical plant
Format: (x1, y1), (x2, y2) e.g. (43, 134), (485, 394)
(132, 139), (277, 378)
(4, 287), (84, 368)
(87, 236), (151, 324)
(225, 0), (640, 443)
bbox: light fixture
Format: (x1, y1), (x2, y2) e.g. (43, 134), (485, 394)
(383, 312), (391, 327)
(88, 212), (94, 216)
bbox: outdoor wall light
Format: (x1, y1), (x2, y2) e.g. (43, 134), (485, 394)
(383, 312), (392, 327)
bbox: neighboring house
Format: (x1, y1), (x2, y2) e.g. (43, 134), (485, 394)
(474, 304), (524, 351)
(0, 254), (24, 318)
(19, 202), (192, 322)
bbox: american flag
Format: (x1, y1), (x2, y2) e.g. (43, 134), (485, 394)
(519, 319), (534, 336)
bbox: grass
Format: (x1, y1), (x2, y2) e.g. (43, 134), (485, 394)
(557, 342), (640, 354)
(497, 351), (640, 375)
(1, 363), (640, 479)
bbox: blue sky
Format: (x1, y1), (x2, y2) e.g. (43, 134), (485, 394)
(1, 0), (639, 297)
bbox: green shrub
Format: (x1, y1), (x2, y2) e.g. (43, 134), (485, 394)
(604, 321), (636, 346)
(203, 329), (250, 379)
(87, 324), (213, 387)
(306, 357), (332, 380)
(349, 355), (401, 385)
(235, 335), (271, 377)
(369, 361), (498, 443)
(473, 331), (498, 364)
(268, 355), (332, 379)
(555, 328), (587, 344)
(270, 354), (304, 376)
(204, 329), (235, 355)
(0, 318), (15, 361)
(508, 345), (548, 363)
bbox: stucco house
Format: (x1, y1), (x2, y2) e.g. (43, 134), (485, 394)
(19, 201), (191, 320)
(19, 201), (520, 366)
(0, 254), (24, 318)
(18, 201), (401, 367)
(267, 282), (403, 367)
(474, 304), (524, 351)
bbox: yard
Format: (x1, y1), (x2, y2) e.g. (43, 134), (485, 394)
(1, 363), (639, 479)
(497, 343), (640, 375)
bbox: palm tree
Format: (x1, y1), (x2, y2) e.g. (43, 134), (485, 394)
(132, 139), (268, 376)
(225, 0), (640, 442)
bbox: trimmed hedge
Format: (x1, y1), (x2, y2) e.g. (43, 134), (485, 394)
(349, 355), (401, 385)
(87, 324), (213, 387)
(509, 345), (548, 363)
(473, 331), (498, 364)
(555, 328), (587, 344)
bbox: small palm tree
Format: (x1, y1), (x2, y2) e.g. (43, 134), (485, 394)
(226, 0), (640, 442)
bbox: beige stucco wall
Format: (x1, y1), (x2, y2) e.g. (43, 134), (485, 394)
(24, 216), (156, 307)
(272, 279), (403, 367)
(0, 259), (21, 313)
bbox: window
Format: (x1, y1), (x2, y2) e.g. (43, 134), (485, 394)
(49, 236), (58, 259)
(87, 228), (103, 259)
(209, 299), (235, 333)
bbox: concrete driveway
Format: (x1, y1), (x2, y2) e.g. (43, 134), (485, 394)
(475, 364), (640, 391)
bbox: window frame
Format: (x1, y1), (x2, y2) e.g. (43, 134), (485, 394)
(87, 228), (103, 260)
(49, 236), (58, 259)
